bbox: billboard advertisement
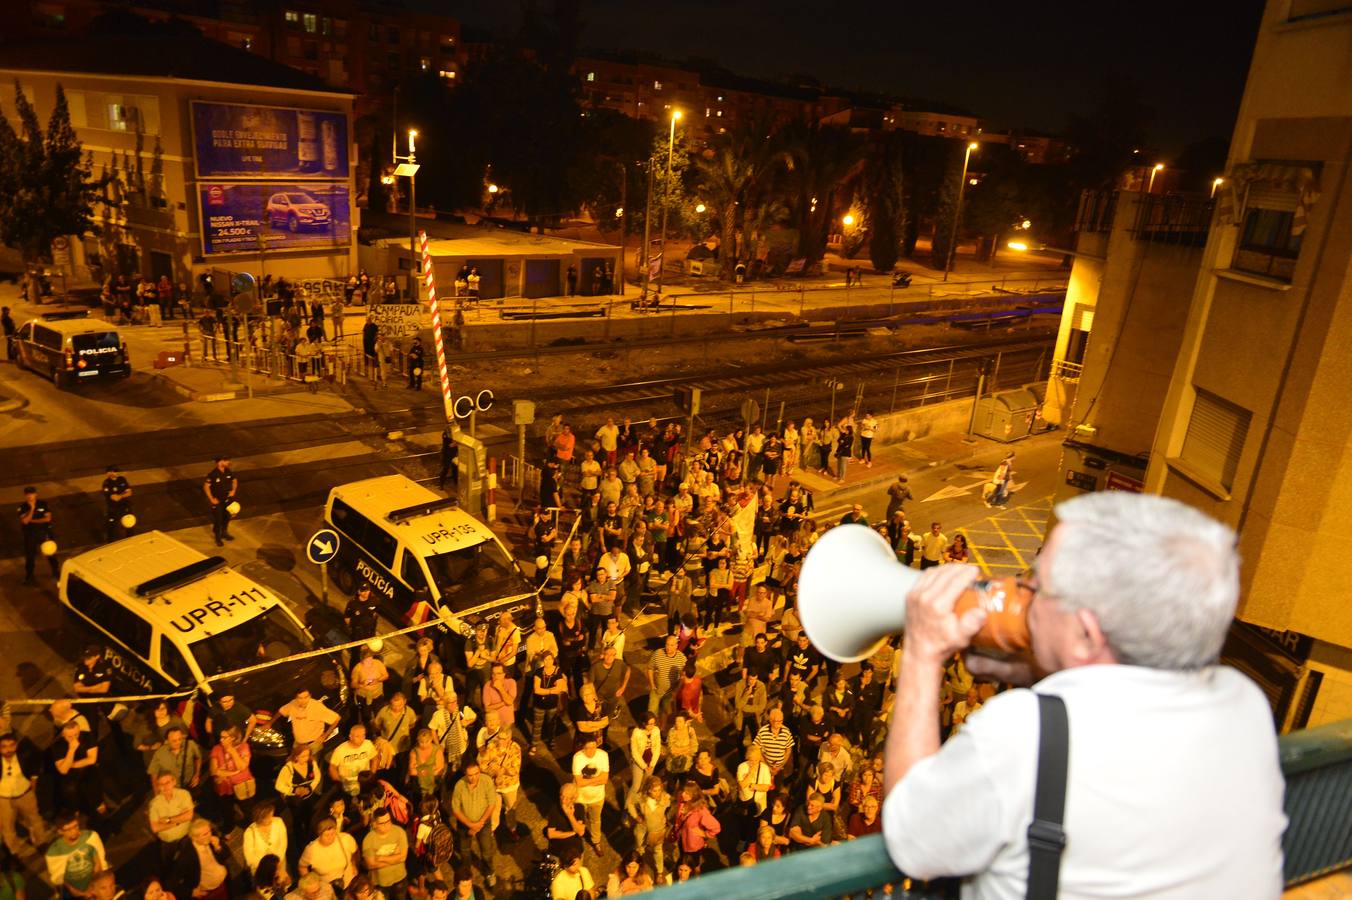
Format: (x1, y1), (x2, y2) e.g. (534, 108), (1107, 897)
(192, 101), (350, 179)
(200, 183), (351, 256)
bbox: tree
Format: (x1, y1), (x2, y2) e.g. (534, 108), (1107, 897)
(696, 117), (795, 275)
(929, 145), (965, 271)
(781, 123), (863, 266)
(0, 81), (107, 264)
(898, 133), (951, 258)
(864, 133), (906, 273)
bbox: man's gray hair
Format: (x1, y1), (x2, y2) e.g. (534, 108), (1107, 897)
(1047, 491), (1239, 670)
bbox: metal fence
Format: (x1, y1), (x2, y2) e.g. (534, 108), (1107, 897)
(193, 320), (374, 389)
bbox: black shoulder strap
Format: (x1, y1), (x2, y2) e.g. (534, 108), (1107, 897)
(1027, 693), (1069, 900)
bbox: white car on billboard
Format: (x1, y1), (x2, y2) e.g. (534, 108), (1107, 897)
(267, 191), (332, 232)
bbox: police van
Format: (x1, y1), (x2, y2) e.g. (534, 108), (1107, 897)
(13, 310), (130, 387)
(324, 474), (538, 635)
(59, 531), (347, 755)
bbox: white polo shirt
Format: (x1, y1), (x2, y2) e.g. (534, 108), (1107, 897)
(883, 664), (1285, 900)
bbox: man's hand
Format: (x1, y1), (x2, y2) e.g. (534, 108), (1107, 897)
(903, 564), (986, 666)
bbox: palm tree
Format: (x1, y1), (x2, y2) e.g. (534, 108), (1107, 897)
(781, 123), (864, 266)
(695, 116), (794, 277)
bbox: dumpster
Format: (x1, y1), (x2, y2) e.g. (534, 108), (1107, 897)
(972, 387), (1041, 442)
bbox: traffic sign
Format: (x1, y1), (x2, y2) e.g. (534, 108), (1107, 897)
(306, 528), (341, 564)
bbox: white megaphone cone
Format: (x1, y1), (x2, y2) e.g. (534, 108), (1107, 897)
(797, 523), (919, 663)
(226, 500), (241, 516)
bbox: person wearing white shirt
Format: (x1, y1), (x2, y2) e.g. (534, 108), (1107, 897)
(242, 800), (288, 874)
(299, 817), (358, 889)
(550, 853), (595, 900)
(570, 733), (610, 847)
(881, 491), (1286, 900)
(627, 714), (662, 807)
(736, 744), (774, 815)
(327, 724), (376, 796)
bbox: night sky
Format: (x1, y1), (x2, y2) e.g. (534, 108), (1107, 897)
(435, 0), (1268, 155)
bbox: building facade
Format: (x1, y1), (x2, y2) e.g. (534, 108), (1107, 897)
(1043, 0), (1352, 730)
(0, 36), (358, 287)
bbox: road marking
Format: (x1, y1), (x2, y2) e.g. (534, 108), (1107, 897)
(923, 484), (975, 502)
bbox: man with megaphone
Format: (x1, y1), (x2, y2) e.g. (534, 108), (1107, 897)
(18, 485), (59, 585)
(798, 491), (1285, 899)
(102, 464), (134, 542)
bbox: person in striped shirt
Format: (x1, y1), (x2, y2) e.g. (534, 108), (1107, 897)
(754, 705), (796, 780)
(647, 634), (688, 721)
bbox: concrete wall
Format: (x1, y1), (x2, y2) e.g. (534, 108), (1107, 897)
(871, 397), (974, 445)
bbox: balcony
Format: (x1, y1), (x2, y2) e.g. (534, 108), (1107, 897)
(650, 716), (1352, 898)
(1074, 189), (1116, 234)
(1130, 193), (1216, 247)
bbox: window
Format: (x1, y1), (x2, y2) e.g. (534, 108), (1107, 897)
(329, 499), (397, 568)
(439, 69), (457, 81)
(400, 551), (429, 594)
(242, 36), (254, 51)
(159, 638), (192, 685)
(653, 80), (662, 91)
(1234, 193), (1303, 282)
(386, 25), (400, 43)
(284, 10), (300, 29)
(387, 52), (401, 68)
(586, 71), (595, 82)
(66, 574), (153, 658)
(419, 56), (431, 72)
(303, 13), (317, 32)
(33, 325), (61, 351)
(320, 16), (333, 36)
(1180, 388), (1250, 491)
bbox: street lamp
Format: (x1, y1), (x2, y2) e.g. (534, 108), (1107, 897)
(842, 214), (855, 227)
(1147, 162), (1164, 194)
(943, 141), (979, 282)
(393, 128), (421, 301)
(1211, 177), (1223, 199)
(695, 202), (706, 214)
(487, 183), (499, 194)
(655, 109), (682, 296)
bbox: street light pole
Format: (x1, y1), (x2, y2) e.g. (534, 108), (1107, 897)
(1147, 163), (1164, 194)
(617, 161), (627, 296)
(640, 162), (655, 305)
(943, 141), (979, 283)
(393, 130), (421, 302)
(656, 110), (681, 296)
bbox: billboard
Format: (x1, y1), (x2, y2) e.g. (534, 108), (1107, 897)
(192, 101), (350, 180)
(200, 183), (351, 256)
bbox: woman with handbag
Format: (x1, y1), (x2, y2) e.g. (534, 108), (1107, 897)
(209, 726), (254, 827)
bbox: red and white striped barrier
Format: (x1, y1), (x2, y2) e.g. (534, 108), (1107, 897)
(418, 230), (455, 424)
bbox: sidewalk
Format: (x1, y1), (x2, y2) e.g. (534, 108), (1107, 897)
(793, 429), (1021, 497)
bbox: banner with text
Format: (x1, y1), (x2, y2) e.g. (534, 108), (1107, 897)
(366, 304), (423, 337)
(192, 101), (350, 180)
(200, 183), (351, 256)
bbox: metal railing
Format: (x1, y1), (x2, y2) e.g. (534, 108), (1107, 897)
(1051, 359), (1084, 380)
(649, 716), (1352, 898)
(193, 321), (383, 389)
(1130, 193), (1216, 247)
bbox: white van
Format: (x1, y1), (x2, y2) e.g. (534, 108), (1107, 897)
(59, 531), (348, 753)
(323, 474), (537, 634)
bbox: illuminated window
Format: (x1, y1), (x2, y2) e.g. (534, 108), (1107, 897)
(653, 80), (662, 90)
(303, 12), (317, 33)
(420, 56), (431, 71)
(586, 72), (595, 82)
(284, 10), (300, 29)
(439, 70), (457, 81)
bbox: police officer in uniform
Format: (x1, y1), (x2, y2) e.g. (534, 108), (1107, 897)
(72, 644), (113, 731)
(407, 336), (425, 391)
(102, 464), (134, 543)
(344, 583), (380, 641)
(18, 486), (58, 585)
(202, 457), (237, 547)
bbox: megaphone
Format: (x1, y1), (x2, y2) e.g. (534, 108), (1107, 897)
(797, 524), (1032, 663)
(40, 539), (58, 557)
(120, 514), (137, 529)
(226, 500), (241, 516)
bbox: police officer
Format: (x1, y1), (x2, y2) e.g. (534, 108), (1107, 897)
(343, 582), (380, 641)
(407, 336), (425, 391)
(202, 457), (237, 547)
(18, 486), (58, 585)
(102, 464), (134, 543)
(72, 644), (113, 729)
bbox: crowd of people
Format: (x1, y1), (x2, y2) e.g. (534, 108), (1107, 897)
(0, 406), (1002, 900)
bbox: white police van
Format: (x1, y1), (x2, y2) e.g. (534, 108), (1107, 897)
(59, 531), (347, 754)
(324, 474), (538, 635)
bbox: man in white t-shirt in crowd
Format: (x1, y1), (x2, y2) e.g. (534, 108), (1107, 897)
(328, 723), (376, 796)
(570, 732), (610, 849)
(882, 491), (1286, 898)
